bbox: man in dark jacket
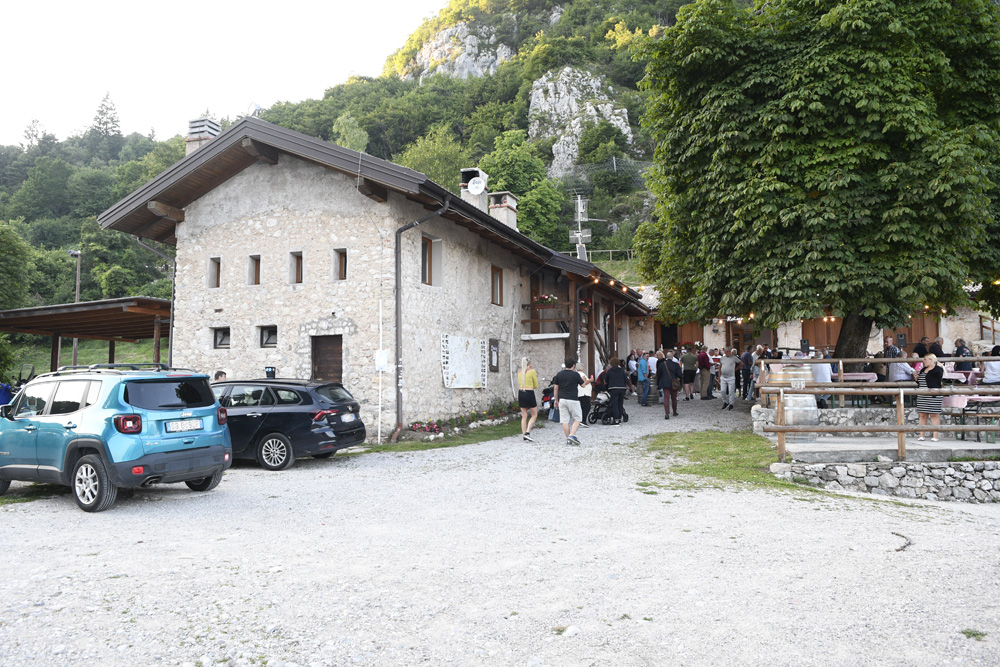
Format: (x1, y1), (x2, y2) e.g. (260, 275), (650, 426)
(606, 357), (627, 424)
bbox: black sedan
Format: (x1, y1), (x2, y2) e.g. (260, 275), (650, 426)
(211, 379), (366, 470)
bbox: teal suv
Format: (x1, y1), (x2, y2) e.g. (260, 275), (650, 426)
(0, 365), (231, 512)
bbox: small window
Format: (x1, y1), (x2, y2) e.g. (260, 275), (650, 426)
(50, 381), (90, 415)
(274, 388), (302, 405)
(421, 235), (441, 286)
(260, 325), (278, 348)
(248, 255), (261, 285)
(290, 251), (303, 284)
(226, 385), (275, 408)
(213, 327), (231, 349)
(491, 266), (503, 306)
(421, 237), (432, 285)
(335, 249), (347, 281)
(15, 383), (54, 417)
(209, 257), (221, 288)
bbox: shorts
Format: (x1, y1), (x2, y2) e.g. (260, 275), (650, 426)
(682, 369), (696, 384)
(518, 389), (537, 409)
(558, 399), (582, 424)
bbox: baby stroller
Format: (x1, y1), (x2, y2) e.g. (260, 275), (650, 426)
(587, 391), (629, 424)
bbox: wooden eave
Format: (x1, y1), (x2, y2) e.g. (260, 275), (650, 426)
(0, 298), (171, 343)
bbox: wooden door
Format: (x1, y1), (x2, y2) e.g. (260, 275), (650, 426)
(883, 315), (939, 352)
(801, 318), (843, 351)
(311, 335), (343, 382)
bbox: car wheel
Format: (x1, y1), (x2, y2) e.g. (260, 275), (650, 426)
(0, 479), (9, 496)
(312, 452), (335, 459)
(257, 433), (294, 471)
(72, 454), (118, 512)
(185, 469), (224, 492)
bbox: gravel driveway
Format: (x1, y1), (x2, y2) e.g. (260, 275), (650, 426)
(1, 394), (998, 666)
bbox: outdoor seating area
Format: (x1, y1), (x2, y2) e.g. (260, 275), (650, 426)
(754, 356), (1000, 461)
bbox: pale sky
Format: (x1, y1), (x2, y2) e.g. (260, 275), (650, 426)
(2, 0), (447, 147)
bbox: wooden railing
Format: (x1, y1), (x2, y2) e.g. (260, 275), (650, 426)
(759, 357), (1000, 462)
(520, 303), (587, 336)
(981, 316), (999, 345)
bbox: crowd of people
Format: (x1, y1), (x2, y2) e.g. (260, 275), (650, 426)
(516, 345), (761, 446)
(515, 339), (1000, 446)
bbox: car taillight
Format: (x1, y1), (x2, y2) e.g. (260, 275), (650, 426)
(311, 409), (339, 422)
(114, 414), (142, 434)
(218, 406), (228, 425)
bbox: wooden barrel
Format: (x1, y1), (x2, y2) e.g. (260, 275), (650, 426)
(765, 363), (819, 444)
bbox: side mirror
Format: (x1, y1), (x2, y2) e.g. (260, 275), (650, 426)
(1, 404), (13, 420)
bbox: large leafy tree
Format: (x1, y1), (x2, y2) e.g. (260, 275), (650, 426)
(636, 0), (1000, 358)
(0, 223), (36, 375)
(395, 125), (473, 193)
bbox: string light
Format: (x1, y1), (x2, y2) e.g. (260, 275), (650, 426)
(609, 280), (615, 286)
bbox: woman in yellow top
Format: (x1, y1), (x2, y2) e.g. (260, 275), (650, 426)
(518, 357), (539, 442)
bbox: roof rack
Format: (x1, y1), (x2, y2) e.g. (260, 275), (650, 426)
(29, 363), (196, 380)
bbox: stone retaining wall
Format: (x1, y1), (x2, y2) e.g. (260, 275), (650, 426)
(752, 405), (961, 438)
(771, 460), (1000, 503)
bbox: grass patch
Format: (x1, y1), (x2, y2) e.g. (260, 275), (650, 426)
(644, 430), (804, 491)
(11, 337), (162, 374)
(355, 421), (523, 455)
(961, 629), (987, 641)
(0, 483), (70, 506)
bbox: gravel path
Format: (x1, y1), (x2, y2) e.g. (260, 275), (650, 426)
(1, 393), (998, 666)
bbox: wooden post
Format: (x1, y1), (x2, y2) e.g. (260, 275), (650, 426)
(586, 292), (595, 376)
(108, 340), (116, 364)
(50, 334), (61, 372)
(568, 278), (578, 359)
(153, 319), (162, 365)
(777, 388), (786, 462)
(897, 388), (906, 460)
(837, 359), (845, 408)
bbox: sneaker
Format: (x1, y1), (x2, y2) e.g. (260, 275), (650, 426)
(632, 391), (638, 396)
(931, 437), (939, 442)
(581, 421), (590, 428)
(917, 436), (925, 441)
(523, 433), (534, 443)
(568, 435), (581, 445)
(721, 404), (728, 410)
(728, 404), (734, 411)
(664, 414), (670, 420)
(673, 412), (679, 417)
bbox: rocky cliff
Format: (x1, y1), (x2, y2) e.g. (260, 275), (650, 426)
(403, 22), (517, 81)
(528, 67), (633, 177)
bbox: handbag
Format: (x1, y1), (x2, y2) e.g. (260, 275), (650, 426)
(668, 363), (681, 391)
(548, 407), (560, 422)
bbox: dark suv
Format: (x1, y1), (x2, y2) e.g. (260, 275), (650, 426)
(0, 365), (231, 512)
(211, 379), (366, 470)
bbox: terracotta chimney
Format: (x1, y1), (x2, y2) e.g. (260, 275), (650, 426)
(488, 191), (518, 232)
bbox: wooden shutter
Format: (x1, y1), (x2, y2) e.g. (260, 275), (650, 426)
(311, 335), (343, 382)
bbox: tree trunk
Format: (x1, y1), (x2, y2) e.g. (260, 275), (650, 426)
(834, 310), (876, 372)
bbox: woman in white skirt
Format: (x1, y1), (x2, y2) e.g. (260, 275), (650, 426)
(912, 354), (945, 442)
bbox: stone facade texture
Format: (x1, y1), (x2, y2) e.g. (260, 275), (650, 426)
(169, 153), (640, 440)
(172, 155), (542, 439)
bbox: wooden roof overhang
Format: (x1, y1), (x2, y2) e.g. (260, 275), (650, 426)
(96, 117), (649, 315)
(0, 298), (171, 343)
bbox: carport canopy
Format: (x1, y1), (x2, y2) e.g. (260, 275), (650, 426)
(0, 297), (170, 371)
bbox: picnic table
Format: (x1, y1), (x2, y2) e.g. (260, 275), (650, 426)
(953, 395), (1000, 443)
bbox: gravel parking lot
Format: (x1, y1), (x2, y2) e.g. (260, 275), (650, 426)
(1, 395), (998, 666)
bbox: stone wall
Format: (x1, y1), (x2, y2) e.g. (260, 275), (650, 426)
(751, 404), (961, 437)
(173, 155), (534, 440)
(771, 461), (1000, 503)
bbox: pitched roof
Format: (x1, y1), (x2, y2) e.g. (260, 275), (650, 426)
(97, 117), (648, 313)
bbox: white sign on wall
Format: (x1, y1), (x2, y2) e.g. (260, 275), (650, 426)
(441, 334), (487, 388)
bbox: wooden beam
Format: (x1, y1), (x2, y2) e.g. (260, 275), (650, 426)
(147, 201), (185, 223)
(108, 340), (116, 364)
(357, 177), (388, 203)
(153, 319), (161, 364)
(123, 306), (171, 317)
(51, 334), (60, 372)
(241, 138), (278, 165)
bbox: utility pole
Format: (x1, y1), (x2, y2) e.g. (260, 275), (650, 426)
(68, 249), (82, 366)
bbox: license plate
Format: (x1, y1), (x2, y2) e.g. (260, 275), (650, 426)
(166, 419), (203, 433)
(341, 413), (355, 423)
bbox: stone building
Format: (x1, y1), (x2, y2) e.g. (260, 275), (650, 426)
(99, 117), (649, 441)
